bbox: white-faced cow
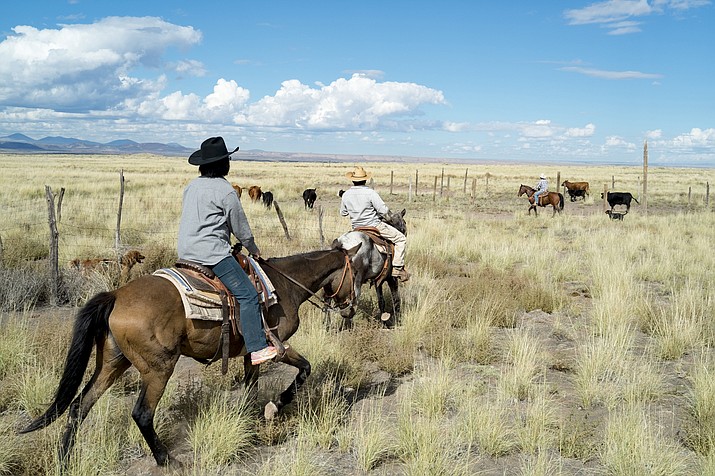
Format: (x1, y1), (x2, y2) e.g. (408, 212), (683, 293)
(601, 192), (639, 211)
(303, 188), (317, 209)
(561, 180), (590, 202)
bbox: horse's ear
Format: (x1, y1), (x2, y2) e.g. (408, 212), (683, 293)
(400, 208), (406, 217)
(345, 243), (362, 258)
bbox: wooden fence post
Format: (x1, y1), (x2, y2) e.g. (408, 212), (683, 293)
(612, 175), (615, 189)
(45, 185), (59, 306)
(440, 168), (445, 196)
(688, 186), (692, 205)
(408, 176), (413, 203)
(556, 171), (561, 193)
(706, 182), (710, 207)
(115, 169), (125, 259)
(273, 201), (291, 240)
(390, 170), (394, 195)
(56, 187), (65, 223)
(643, 141), (648, 215)
(471, 177), (477, 202)
(463, 168), (468, 193)
(415, 169), (419, 196)
(317, 205), (325, 247)
(446, 176), (451, 202)
(433, 176), (438, 202)
(603, 184), (608, 212)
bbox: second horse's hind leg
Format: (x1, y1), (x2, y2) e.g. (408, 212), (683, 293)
(60, 338), (131, 464)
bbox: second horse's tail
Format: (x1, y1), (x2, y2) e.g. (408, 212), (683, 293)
(19, 292), (115, 434)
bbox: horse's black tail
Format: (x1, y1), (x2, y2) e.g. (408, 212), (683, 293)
(632, 196), (640, 204)
(19, 292), (115, 434)
(558, 193), (565, 210)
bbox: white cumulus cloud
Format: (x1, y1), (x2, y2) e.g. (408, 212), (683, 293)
(0, 16), (201, 111)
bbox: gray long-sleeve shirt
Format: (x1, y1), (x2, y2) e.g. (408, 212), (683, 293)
(178, 176), (259, 265)
(340, 185), (388, 228)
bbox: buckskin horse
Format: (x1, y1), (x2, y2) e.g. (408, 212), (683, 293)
(518, 184), (564, 217)
(332, 208), (407, 329)
(19, 245), (361, 468)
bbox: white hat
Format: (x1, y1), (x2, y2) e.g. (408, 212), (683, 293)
(539, 173), (546, 179)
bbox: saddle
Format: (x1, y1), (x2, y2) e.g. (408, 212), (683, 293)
(354, 226), (394, 286)
(154, 255), (283, 374)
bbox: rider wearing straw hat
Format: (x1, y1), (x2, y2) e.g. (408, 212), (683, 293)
(340, 166), (410, 282)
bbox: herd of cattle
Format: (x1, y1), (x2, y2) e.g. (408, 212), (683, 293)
(560, 180), (640, 220)
(231, 184), (319, 210)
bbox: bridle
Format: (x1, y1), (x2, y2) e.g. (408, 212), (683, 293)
(256, 251), (355, 314)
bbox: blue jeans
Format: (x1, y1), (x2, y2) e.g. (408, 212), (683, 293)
(533, 190), (544, 205)
(211, 256), (267, 353)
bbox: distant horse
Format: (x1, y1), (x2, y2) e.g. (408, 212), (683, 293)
(518, 184), (564, 217)
(19, 246), (361, 468)
(333, 208), (407, 329)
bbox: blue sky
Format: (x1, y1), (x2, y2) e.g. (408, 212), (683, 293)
(0, 1), (713, 166)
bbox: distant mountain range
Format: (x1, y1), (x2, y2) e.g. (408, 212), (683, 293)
(0, 133), (194, 156)
(0, 132), (442, 163)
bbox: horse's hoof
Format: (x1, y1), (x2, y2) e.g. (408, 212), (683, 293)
(380, 312), (391, 322)
(264, 401), (279, 420)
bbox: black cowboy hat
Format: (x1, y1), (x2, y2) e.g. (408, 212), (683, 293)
(188, 136), (239, 165)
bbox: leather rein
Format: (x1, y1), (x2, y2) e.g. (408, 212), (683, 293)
(256, 251), (355, 313)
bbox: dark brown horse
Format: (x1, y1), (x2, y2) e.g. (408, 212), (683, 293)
(518, 184), (564, 217)
(19, 246), (360, 467)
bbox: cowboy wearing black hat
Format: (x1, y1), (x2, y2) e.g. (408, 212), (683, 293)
(178, 137), (277, 365)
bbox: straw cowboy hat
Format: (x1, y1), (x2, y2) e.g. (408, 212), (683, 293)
(189, 137), (239, 165)
(345, 166), (372, 181)
(539, 173), (546, 179)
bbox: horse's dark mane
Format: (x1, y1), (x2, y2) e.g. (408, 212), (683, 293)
(266, 248), (338, 266)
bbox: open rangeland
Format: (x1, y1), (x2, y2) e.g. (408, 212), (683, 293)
(1, 153), (714, 475)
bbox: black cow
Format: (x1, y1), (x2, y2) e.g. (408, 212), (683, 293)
(303, 188), (317, 209)
(601, 191), (639, 211)
(262, 191), (274, 209)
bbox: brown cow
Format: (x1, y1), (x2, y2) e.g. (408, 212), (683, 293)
(248, 185), (262, 202)
(231, 183), (242, 198)
(561, 180), (590, 202)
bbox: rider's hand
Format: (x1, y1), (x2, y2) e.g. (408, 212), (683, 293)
(251, 252), (261, 261)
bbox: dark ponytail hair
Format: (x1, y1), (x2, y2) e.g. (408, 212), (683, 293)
(200, 158), (230, 177)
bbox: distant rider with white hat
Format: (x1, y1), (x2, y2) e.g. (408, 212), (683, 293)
(340, 166), (410, 282)
(533, 173), (548, 206)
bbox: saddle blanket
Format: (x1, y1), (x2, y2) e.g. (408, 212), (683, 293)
(154, 267), (225, 321)
(154, 261), (277, 321)
(339, 230), (388, 254)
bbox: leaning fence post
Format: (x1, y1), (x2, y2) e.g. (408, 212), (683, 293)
(317, 205), (325, 247)
(115, 169), (125, 260)
(273, 200), (291, 240)
(45, 185), (59, 306)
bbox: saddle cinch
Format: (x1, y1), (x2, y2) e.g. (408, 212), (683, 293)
(153, 255), (284, 373)
(354, 226), (395, 286)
